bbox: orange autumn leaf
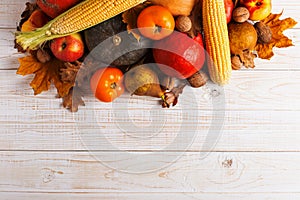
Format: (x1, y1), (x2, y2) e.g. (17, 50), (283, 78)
(255, 12), (297, 59)
(17, 55), (73, 97)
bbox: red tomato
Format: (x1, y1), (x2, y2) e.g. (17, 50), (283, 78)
(137, 5), (175, 40)
(90, 67), (124, 102)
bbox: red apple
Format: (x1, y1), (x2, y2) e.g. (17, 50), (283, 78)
(36, 0), (82, 18)
(224, 0), (234, 24)
(239, 0), (271, 21)
(153, 32), (205, 79)
(50, 33), (84, 62)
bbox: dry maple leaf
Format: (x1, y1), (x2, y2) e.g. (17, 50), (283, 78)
(255, 12), (297, 59)
(60, 61), (82, 85)
(17, 55), (73, 97)
(122, 2), (151, 41)
(62, 87), (85, 112)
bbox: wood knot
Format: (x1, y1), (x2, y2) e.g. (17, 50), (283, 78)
(222, 159), (233, 168)
(41, 168), (63, 183)
(159, 171), (169, 178)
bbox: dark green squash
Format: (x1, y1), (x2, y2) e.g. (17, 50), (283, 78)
(84, 14), (151, 66)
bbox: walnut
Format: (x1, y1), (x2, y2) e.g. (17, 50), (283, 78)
(241, 50), (257, 68)
(231, 55), (243, 70)
(232, 7), (250, 23)
(231, 51), (257, 70)
(254, 22), (272, 44)
(175, 15), (192, 33)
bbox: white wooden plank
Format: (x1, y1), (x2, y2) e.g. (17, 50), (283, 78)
(1, 192), (300, 200)
(0, 152), (300, 193)
(2, 69), (300, 111)
(0, 70), (300, 151)
(0, 29), (23, 70)
(0, 110), (300, 152)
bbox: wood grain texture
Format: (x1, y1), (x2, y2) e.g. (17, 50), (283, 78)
(0, 29), (23, 70)
(2, 192), (300, 200)
(0, 70), (300, 151)
(0, 0), (300, 199)
(1, 152), (300, 193)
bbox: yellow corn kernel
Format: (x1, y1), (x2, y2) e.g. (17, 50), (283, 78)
(202, 0), (232, 85)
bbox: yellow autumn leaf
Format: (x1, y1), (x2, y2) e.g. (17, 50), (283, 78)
(17, 55), (73, 97)
(255, 12), (297, 59)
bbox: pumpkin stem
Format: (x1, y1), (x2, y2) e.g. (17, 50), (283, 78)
(112, 35), (122, 46)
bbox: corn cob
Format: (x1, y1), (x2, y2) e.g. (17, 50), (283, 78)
(202, 0), (232, 85)
(16, 0), (147, 50)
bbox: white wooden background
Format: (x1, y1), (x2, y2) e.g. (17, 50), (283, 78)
(0, 0), (300, 199)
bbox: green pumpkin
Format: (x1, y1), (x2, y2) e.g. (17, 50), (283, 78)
(84, 14), (151, 66)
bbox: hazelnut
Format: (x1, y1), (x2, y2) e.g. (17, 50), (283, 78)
(175, 15), (192, 33)
(187, 71), (208, 88)
(254, 22), (272, 44)
(232, 7), (250, 23)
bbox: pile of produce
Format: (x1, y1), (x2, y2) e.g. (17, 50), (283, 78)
(14, 0), (297, 112)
